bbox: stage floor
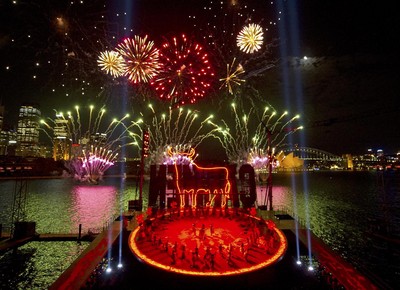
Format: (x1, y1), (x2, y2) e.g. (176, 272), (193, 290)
(128, 209), (287, 276)
(84, 218), (333, 290)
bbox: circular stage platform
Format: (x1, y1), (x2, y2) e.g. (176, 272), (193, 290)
(128, 208), (287, 277)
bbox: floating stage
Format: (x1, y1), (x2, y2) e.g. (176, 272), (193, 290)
(49, 207), (381, 290)
(129, 207), (287, 277)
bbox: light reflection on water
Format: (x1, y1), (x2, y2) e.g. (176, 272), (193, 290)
(0, 178), (147, 234)
(70, 185), (121, 232)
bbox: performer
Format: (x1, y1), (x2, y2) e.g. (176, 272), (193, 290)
(192, 223), (197, 236)
(180, 244), (186, 260)
(171, 248), (176, 265)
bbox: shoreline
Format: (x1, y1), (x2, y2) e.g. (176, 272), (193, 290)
(0, 168), (387, 181)
(0, 174), (140, 181)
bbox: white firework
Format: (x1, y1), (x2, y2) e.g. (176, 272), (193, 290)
(97, 50), (126, 77)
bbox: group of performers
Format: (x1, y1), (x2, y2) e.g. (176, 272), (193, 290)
(133, 206), (282, 272)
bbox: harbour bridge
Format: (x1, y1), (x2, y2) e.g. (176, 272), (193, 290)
(280, 146), (343, 162)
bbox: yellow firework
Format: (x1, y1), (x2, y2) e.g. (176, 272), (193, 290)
(219, 58), (245, 95)
(236, 23), (264, 54)
(97, 50), (125, 77)
(116, 35), (161, 84)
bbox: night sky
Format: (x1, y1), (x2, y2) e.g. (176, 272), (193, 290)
(0, 0), (399, 156)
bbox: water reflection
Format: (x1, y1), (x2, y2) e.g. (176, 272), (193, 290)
(256, 184), (290, 209)
(71, 185), (118, 232)
(0, 178), (144, 234)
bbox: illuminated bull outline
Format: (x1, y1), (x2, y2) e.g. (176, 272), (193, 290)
(168, 147), (231, 208)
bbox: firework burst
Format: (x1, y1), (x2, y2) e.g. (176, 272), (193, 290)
(188, 0), (280, 91)
(116, 35), (161, 84)
(219, 58), (245, 95)
(237, 23), (264, 54)
(97, 50), (126, 77)
(150, 34), (214, 107)
(188, 1), (278, 57)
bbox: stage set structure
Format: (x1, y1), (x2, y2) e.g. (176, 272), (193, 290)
(128, 148), (287, 277)
(145, 148), (258, 212)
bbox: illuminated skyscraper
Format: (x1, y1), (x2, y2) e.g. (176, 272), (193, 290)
(16, 103), (41, 157)
(52, 114), (71, 161)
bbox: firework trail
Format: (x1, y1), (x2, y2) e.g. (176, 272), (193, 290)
(144, 103), (219, 164)
(40, 105), (142, 183)
(208, 102), (302, 166)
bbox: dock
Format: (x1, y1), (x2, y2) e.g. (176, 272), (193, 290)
(0, 232), (97, 255)
(49, 221), (122, 290)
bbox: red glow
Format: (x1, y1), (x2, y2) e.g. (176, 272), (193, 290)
(128, 211), (287, 276)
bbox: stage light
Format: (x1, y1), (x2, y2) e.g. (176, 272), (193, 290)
(106, 267), (112, 273)
(296, 260), (301, 265)
(117, 263), (123, 268)
(308, 266), (314, 271)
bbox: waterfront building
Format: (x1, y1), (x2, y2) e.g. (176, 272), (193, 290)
(52, 113), (72, 161)
(342, 153), (354, 170)
(0, 126), (17, 156)
(90, 132), (107, 146)
(16, 103), (41, 157)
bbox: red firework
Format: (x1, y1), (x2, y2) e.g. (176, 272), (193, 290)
(150, 34), (214, 107)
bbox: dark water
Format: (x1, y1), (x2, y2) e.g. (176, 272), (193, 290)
(269, 171), (400, 288)
(0, 241), (89, 289)
(0, 171), (399, 288)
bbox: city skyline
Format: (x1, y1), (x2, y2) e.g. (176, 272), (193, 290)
(0, 0), (399, 155)
(1, 101), (396, 161)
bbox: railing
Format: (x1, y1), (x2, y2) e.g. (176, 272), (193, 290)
(0, 223), (103, 242)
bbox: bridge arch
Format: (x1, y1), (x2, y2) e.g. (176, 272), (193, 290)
(281, 146), (343, 162)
